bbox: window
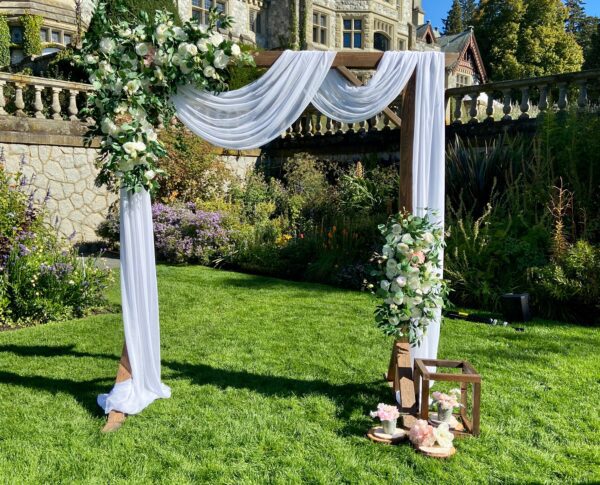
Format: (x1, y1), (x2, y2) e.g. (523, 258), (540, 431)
(373, 32), (389, 51)
(51, 30), (60, 43)
(192, 0), (226, 26)
(249, 9), (263, 34)
(342, 19), (362, 49)
(40, 28), (48, 42)
(64, 33), (72, 45)
(312, 12), (327, 45)
(10, 26), (23, 44)
(397, 39), (406, 50)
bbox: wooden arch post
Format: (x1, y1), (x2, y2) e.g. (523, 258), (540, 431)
(104, 51), (418, 431)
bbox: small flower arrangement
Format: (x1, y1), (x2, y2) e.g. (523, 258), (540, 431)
(372, 211), (448, 346)
(409, 419), (455, 449)
(370, 403), (400, 422)
(78, 2), (253, 193)
(432, 389), (462, 423)
(370, 403), (400, 435)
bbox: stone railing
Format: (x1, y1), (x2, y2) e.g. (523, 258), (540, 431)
(446, 68), (600, 124)
(0, 72), (92, 121)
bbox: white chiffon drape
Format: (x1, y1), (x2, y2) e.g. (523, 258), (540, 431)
(98, 189), (171, 415)
(99, 50), (446, 415)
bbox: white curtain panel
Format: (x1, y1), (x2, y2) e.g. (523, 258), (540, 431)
(171, 50), (336, 149)
(98, 189), (171, 415)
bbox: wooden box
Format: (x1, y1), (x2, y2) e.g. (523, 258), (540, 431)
(413, 359), (481, 437)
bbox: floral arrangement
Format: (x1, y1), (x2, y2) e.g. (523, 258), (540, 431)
(373, 211), (447, 346)
(432, 389), (462, 411)
(77, 2), (253, 193)
(370, 403), (400, 422)
(409, 419), (454, 449)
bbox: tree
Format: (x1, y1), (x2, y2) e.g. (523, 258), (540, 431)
(585, 20), (600, 69)
(443, 0), (464, 35)
(473, 0), (583, 80)
(0, 15), (9, 68)
(565, 0), (586, 34)
(460, 0), (478, 27)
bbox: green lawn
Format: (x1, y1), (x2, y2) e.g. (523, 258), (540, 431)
(0, 266), (598, 483)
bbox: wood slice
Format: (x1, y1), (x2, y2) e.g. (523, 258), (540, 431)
(416, 444), (456, 458)
(428, 413), (465, 432)
(366, 427), (408, 445)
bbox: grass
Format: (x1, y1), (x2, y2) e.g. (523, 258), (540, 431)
(0, 265), (598, 484)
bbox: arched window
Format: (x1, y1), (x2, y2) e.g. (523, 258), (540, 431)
(374, 32), (390, 52)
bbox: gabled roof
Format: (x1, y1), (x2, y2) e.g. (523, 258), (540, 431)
(416, 22), (437, 45)
(437, 28), (488, 83)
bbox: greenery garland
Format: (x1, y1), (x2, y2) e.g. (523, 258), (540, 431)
(22, 14), (44, 58)
(77, 3), (253, 193)
(0, 15), (9, 67)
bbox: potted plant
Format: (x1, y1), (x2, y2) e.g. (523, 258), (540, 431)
(370, 403), (400, 435)
(432, 389), (462, 423)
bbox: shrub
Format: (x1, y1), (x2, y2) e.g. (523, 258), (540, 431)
(0, 15), (9, 67)
(338, 163), (399, 216)
(157, 124), (232, 204)
(22, 14), (44, 58)
(0, 152), (111, 325)
(153, 203), (230, 264)
(529, 241), (600, 325)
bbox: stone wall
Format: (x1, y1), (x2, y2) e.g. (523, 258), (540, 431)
(0, 142), (114, 243)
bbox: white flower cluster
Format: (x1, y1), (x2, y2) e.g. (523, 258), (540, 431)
(79, 5), (252, 192)
(374, 213), (446, 346)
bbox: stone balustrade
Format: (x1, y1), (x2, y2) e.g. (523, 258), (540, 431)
(446, 68), (600, 124)
(0, 72), (92, 122)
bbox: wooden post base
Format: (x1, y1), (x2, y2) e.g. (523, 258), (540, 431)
(386, 339), (418, 421)
(101, 343), (131, 433)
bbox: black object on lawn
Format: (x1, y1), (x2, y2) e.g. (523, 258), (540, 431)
(501, 293), (531, 322)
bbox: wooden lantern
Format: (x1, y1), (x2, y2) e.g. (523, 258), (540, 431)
(413, 359), (481, 437)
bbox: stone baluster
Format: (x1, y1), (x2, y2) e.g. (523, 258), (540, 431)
(369, 114), (379, 131)
(538, 84), (549, 114)
(347, 121), (356, 134)
(34, 85), (45, 119)
(577, 80), (588, 109)
(452, 94), (463, 124)
(304, 114), (313, 137)
(519, 86), (530, 120)
(51, 87), (63, 119)
(358, 119), (367, 133)
(325, 117), (333, 135)
(68, 90), (79, 120)
(0, 81), (6, 115)
(382, 113), (391, 130)
(558, 82), (568, 112)
(293, 118), (302, 137)
(335, 120), (344, 135)
(485, 92), (495, 122)
(501, 89), (512, 121)
(15, 83), (26, 117)
(314, 115), (323, 136)
(469, 90), (479, 123)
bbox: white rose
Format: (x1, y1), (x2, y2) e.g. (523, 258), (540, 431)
(144, 170), (157, 180)
(395, 276), (407, 287)
(122, 141), (146, 158)
(98, 60), (114, 75)
(423, 232), (435, 245)
(380, 280), (391, 292)
(213, 49), (229, 69)
(135, 42), (151, 56)
(230, 43), (241, 57)
(382, 245), (394, 258)
(124, 79), (142, 95)
(401, 233), (415, 245)
(101, 118), (120, 136)
(433, 423), (454, 449)
(180, 63), (192, 74)
(196, 38), (209, 52)
(171, 53), (181, 66)
(155, 24), (169, 42)
(99, 38), (116, 54)
(389, 316), (400, 325)
(113, 79), (123, 94)
(154, 50), (168, 66)
(397, 242), (410, 254)
(186, 43), (198, 56)
(173, 26), (187, 41)
(203, 65), (216, 78)
(386, 259), (398, 274)
(118, 27), (132, 38)
(85, 54), (98, 64)
(208, 32), (224, 46)
(119, 159), (134, 172)
(392, 224), (402, 235)
(392, 293), (404, 305)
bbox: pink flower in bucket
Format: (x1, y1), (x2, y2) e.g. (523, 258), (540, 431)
(370, 403), (400, 422)
(409, 419), (436, 447)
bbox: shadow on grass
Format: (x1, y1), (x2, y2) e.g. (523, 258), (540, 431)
(0, 344), (387, 437)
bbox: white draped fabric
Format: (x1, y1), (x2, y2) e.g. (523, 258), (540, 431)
(99, 50), (445, 415)
(98, 189), (171, 415)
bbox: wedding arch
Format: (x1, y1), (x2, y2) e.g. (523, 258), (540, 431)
(79, 7), (445, 431)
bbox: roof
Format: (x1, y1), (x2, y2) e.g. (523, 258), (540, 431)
(437, 28), (488, 83)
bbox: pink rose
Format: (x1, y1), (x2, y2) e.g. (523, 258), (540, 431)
(410, 250), (426, 265)
(409, 419), (436, 447)
(143, 46), (157, 67)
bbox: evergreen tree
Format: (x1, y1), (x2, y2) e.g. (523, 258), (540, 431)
(585, 20), (600, 69)
(460, 0), (478, 27)
(565, 0), (586, 34)
(473, 0), (583, 80)
(443, 0), (464, 35)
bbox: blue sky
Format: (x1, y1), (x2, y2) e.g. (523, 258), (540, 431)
(423, 0), (600, 30)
